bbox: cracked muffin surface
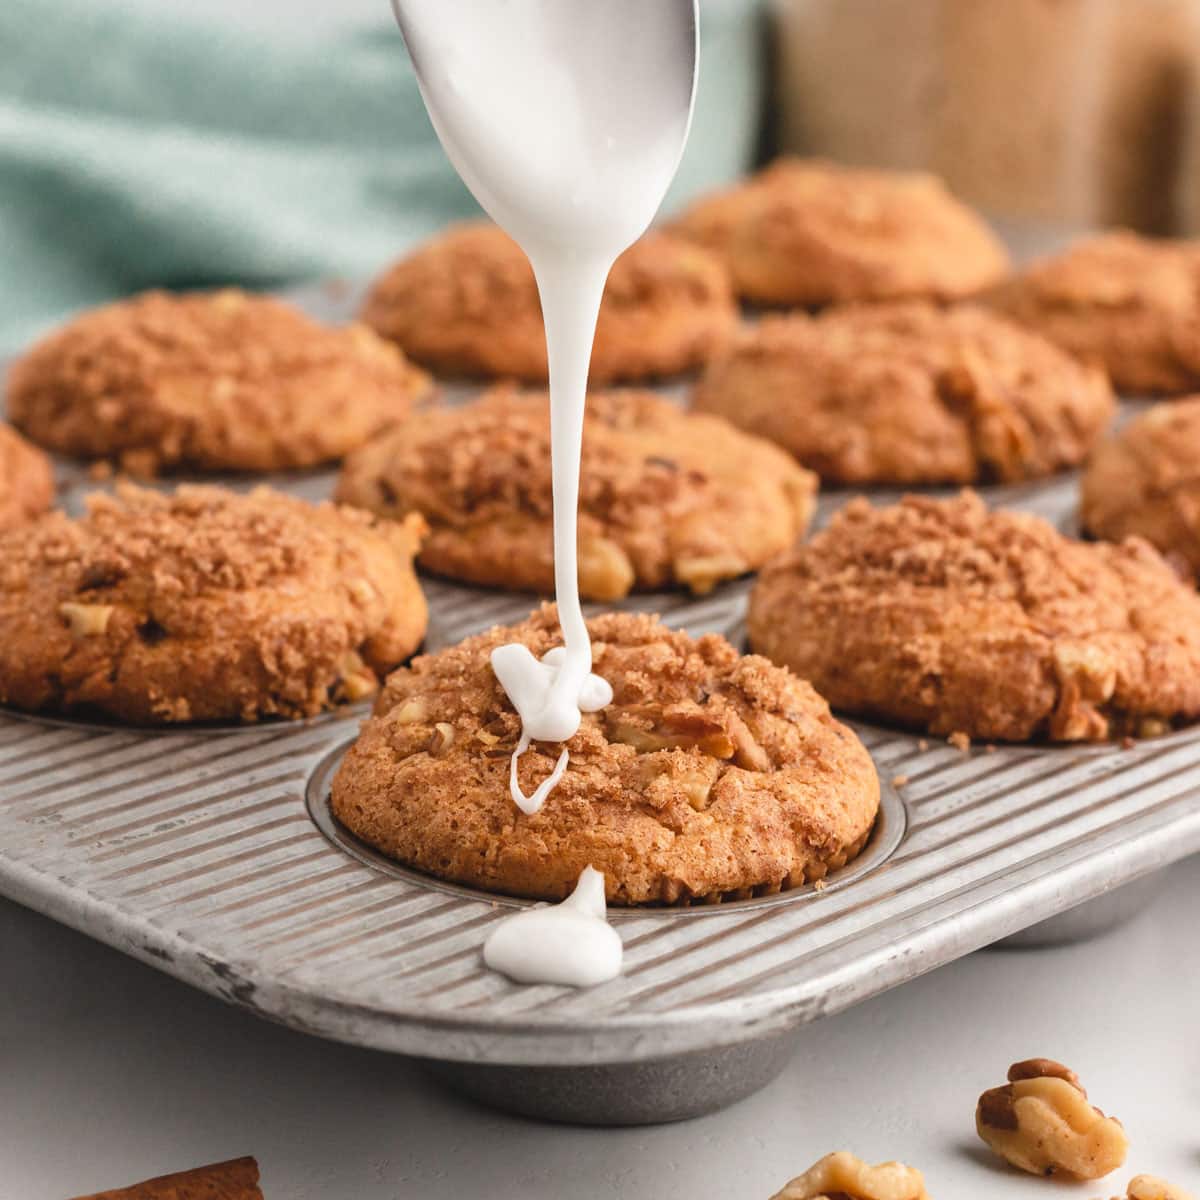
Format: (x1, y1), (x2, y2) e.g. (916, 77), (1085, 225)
(1082, 398), (1200, 577)
(336, 388), (816, 600)
(985, 231), (1200, 395)
(5, 288), (431, 475)
(748, 491), (1200, 742)
(358, 221), (738, 383)
(330, 607), (880, 904)
(0, 421), (54, 529)
(0, 484), (428, 723)
(669, 157), (1010, 306)
(693, 303), (1114, 484)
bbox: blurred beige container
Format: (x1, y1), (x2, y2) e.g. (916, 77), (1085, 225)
(772, 0), (1197, 233)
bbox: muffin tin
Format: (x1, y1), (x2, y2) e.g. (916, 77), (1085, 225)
(1, 239), (1199, 1126)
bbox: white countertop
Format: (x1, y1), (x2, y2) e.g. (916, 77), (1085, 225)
(4, 1), (1197, 1189)
(3, 858), (1196, 1199)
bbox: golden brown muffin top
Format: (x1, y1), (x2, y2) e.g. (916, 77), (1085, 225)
(670, 157), (1011, 304)
(985, 231), (1200, 393)
(6, 288), (430, 475)
(337, 388), (816, 598)
(695, 302), (1114, 484)
(1082, 397), (1200, 575)
(362, 220), (731, 328)
(752, 491), (1200, 741)
(3, 483), (407, 595)
(993, 231), (1200, 313)
(358, 221), (738, 384)
(0, 484), (427, 723)
(0, 421), (55, 529)
(332, 606), (879, 904)
(767, 491), (1174, 620)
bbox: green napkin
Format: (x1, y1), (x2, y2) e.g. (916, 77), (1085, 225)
(0, 0), (764, 355)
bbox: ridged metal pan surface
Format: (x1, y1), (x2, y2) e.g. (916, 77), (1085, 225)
(0, 241), (1198, 1071)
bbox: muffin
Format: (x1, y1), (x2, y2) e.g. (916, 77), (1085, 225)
(330, 607), (880, 904)
(336, 388), (816, 600)
(692, 303), (1115, 484)
(1082, 397), (1200, 576)
(0, 421), (55, 528)
(749, 491), (1200, 742)
(6, 289), (432, 475)
(358, 222), (738, 383)
(985, 231), (1200, 394)
(0, 484), (427, 723)
(669, 157), (1010, 306)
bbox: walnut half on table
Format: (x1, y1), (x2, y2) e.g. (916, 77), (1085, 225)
(770, 1151), (930, 1200)
(1107, 1176), (1197, 1200)
(976, 1058), (1129, 1180)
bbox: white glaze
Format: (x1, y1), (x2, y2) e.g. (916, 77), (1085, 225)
(482, 866), (623, 988)
(491, 646), (612, 814)
(394, 0), (697, 812)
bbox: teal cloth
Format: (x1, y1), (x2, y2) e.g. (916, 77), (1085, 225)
(0, 0), (764, 355)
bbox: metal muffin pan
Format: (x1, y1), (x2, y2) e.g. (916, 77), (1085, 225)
(1, 261), (1198, 1124)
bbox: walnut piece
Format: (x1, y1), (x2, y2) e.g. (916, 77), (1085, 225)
(976, 1059), (1128, 1180)
(1117, 1175), (1196, 1200)
(770, 1151), (930, 1200)
(1050, 641), (1118, 739)
(428, 721), (456, 756)
(673, 550), (749, 595)
(347, 577), (377, 606)
(632, 754), (720, 811)
(58, 601), (114, 637)
(578, 536), (635, 602)
(727, 709), (771, 771)
(608, 708), (735, 758)
(1007, 1057), (1084, 1091)
(336, 650), (377, 702)
(395, 697), (428, 725)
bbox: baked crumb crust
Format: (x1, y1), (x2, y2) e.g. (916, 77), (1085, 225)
(1082, 397), (1200, 577)
(6, 288), (431, 475)
(693, 303), (1114, 484)
(749, 491), (1200, 742)
(0, 421), (55, 528)
(331, 607), (880, 904)
(670, 157), (1010, 306)
(359, 222), (738, 383)
(0, 484), (428, 723)
(336, 388), (816, 600)
(986, 231), (1200, 395)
